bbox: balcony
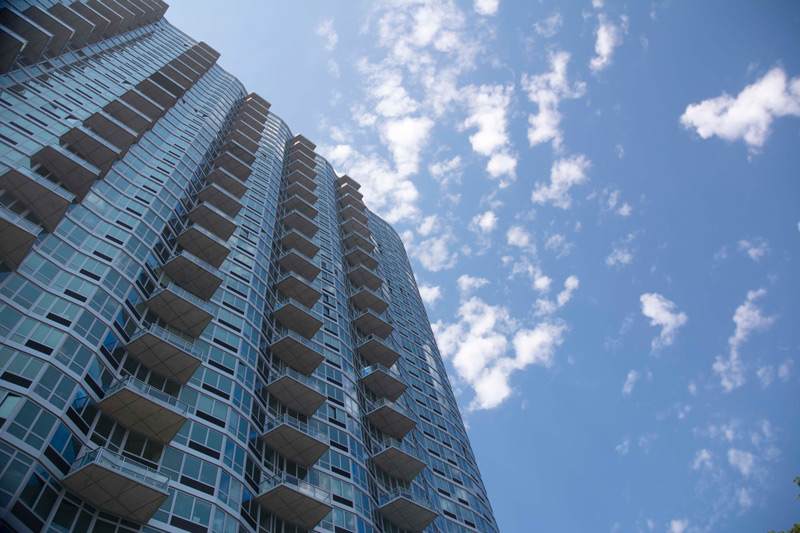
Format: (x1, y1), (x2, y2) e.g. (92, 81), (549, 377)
(285, 180), (316, 204)
(31, 144), (100, 201)
(335, 174), (360, 190)
(280, 229), (319, 259)
(45, 4), (93, 50)
(0, 206), (40, 270)
(338, 192), (365, 211)
(246, 93), (271, 114)
(206, 166), (247, 199)
(290, 141), (315, 161)
(126, 324), (205, 384)
(86, 0), (124, 36)
(0, 166), (73, 232)
(221, 139), (255, 166)
(65, 2), (108, 44)
(168, 56), (201, 81)
(162, 250), (223, 301)
(187, 202), (236, 240)
(351, 287), (389, 314)
(266, 368), (326, 417)
(256, 472), (332, 530)
(343, 232), (375, 253)
(83, 111), (138, 152)
(269, 329), (325, 374)
(231, 117), (261, 144)
(103, 98), (153, 135)
(160, 64), (192, 92)
(277, 249), (320, 282)
(214, 150), (251, 182)
(288, 149), (315, 169)
(225, 128), (258, 154)
(197, 182), (242, 218)
(292, 133), (316, 152)
(0, 7), (50, 66)
(338, 183), (363, 200)
(287, 158), (316, 180)
(345, 245), (379, 270)
(237, 109), (263, 132)
(99, 376), (190, 444)
(362, 364), (407, 402)
(379, 489), (438, 532)
(357, 335), (401, 369)
(145, 283), (214, 338)
(354, 309), (394, 339)
(136, 77), (178, 109)
(149, 71), (185, 100)
(342, 216), (371, 238)
(261, 414), (329, 467)
(60, 126), (121, 174)
(62, 448), (169, 524)
(119, 88), (164, 121)
(276, 272), (321, 308)
(273, 297), (323, 340)
(241, 103), (268, 125)
(18, 6), (71, 57)
(176, 225), (230, 269)
(340, 204), (368, 225)
(286, 169), (316, 191)
(372, 438), (426, 482)
(366, 399), (416, 440)
(347, 264), (383, 291)
(284, 194), (318, 220)
(282, 209), (318, 239)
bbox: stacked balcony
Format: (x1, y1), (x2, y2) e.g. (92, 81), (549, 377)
(347, 264), (383, 291)
(340, 204), (369, 225)
(345, 245), (379, 270)
(175, 225), (230, 269)
(366, 399), (416, 440)
(273, 297), (323, 340)
(343, 231), (375, 252)
(285, 180), (316, 204)
(284, 193), (318, 220)
(335, 174), (360, 191)
(269, 329), (325, 374)
(0, 6), (54, 67)
(119, 88), (164, 124)
(379, 488), (438, 532)
(161, 250), (223, 301)
(206, 166), (247, 198)
(16, 6), (70, 58)
(43, 4), (92, 50)
(83, 111), (138, 152)
(62, 448), (170, 524)
(354, 309), (394, 339)
(265, 369), (326, 417)
(144, 283), (214, 338)
(125, 324), (205, 384)
(0, 206), (41, 270)
(0, 166), (74, 232)
(187, 201), (236, 240)
(99, 376), (190, 443)
(214, 150), (252, 184)
(278, 249), (320, 282)
(362, 364), (407, 402)
(282, 209), (319, 239)
(103, 97), (154, 136)
(196, 182), (242, 218)
(338, 192), (366, 211)
(256, 472), (332, 530)
(261, 414), (330, 468)
(276, 272), (321, 309)
(280, 229), (320, 260)
(372, 438), (426, 482)
(351, 286), (389, 314)
(341, 215), (371, 238)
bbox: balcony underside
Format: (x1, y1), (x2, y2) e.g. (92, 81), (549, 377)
(162, 252), (222, 301)
(345, 246), (379, 270)
(256, 484), (332, 530)
(119, 88), (163, 121)
(103, 98), (153, 135)
(351, 288), (389, 314)
(286, 169), (316, 191)
(342, 217), (370, 237)
(31, 144), (100, 200)
(274, 301), (323, 340)
(276, 274), (321, 308)
(354, 311), (394, 339)
(125, 328), (204, 385)
(340, 204), (368, 225)
(362, 368), (407, 402)
(270, 334), (325, 375)
(285, 181), (316, 204)
(0, 166), (73, 232)
(46, 4), (93, 49)
(99, 387), (187, 444)
(0, 7), (50, 65)
(347, 266), (383, 291)
(176, 226), (230, 269)
(187, 203), (236, 241)
(367, 405), (416, 440)
(262, 423), (329, 467)
(197, 183), (242, 217)
(61, 126), (121, 174)
(284, 195), (318, 219)
(379, 497), (438, 532)
(335, 174), (360, 190)
(145, 287), (213, 338)
(288, 150), (315, 169)
(136, 78), (177, 109)
(221, 140), (255, 165)
(357, 338), (401, 368)
(373, 447), (426, 482)
(83, 111), (137, 152)
(226, 128), (258, 153)
(62, 462), (168, 524)
(282, 210), (318, 239)
(206, 166), (247, 198)
(344, 232), (373, 252)
(280, 230), (319, 259)
(0, 208), (40, 270)
(214, 151), (251, 181)
(266, 374), (326, 417)
(278, 250), (320, 282)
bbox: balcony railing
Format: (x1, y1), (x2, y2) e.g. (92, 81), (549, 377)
(357, 334), (402, 368)
(345, 244), (379, 270)
(366, 398), (416, 440)
(162, 249), (223, 301)
(176, 224), (231, 269)
(145, 282), (214, 338)
(261, 413), (330, 467)
(361, 363), (407, 402)
(274, 296), (323, 339)
(347, 263), (383, 291)
(126, 324), (206, 384)
(256, 472), (332, 530)
(277, 249), (321, 282)
(269, 328), (325, 374)
(280, 229), (320, 259)
(63, 448), (170, 523)
(351, 286), (389, 314)
(266, 367), (326, 416)
(276, 272), (322, 308)
(372, 437), (426, 481)
(378, 488), (438, 532)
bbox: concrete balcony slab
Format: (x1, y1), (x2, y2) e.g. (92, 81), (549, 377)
(0, 166), (73, 232)
(261, 415), (329, 467)
(145, 283), (213, 338)
(126, 324), (205, 384)
(162, 250), (223, 301)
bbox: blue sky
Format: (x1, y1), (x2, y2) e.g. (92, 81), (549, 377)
(167, 1), (800, 531)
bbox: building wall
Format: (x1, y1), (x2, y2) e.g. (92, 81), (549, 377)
(0, 2), (499, 533)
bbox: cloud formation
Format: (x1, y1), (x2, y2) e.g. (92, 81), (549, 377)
(531, 154), (591, 208)
(590, 14), (626, 73)
(640, 293), (688, 351)
(315, 19), (339, 51)
(680, 67), (800, 152)
(461, 83), (517, 183)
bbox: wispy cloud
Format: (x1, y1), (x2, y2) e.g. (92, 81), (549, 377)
(531, 154), (591, 208)
(640, 293), (688, 352)
(533, 12), (563, 38)
(315, 19), (339, 51)
(622, 369), (640, 395)
(590, 14), (627, 73)
(461, 83), (517, 184)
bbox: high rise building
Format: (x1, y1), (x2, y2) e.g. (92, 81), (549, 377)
(0, 2), (499, 532)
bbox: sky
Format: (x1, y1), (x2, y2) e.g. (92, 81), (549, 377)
(166, 1), (800, 531)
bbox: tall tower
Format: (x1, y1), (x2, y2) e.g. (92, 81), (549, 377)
(0, 2), (499, 532)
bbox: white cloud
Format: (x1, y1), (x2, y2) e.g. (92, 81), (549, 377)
(532, 154), (591, 208)
(327, 59), (340, 78)
(615, 143), (625, 158)
(545, 233), (573, 258)
(507, 225), (534, 249)
(380, 116), (434, 177)
(535, 275), (579, 316)
(617, 203), (632, 216)
(470, 211), (498, 234)
(622, 369), (640, 395)
(417, 214), (440, 236)
(315, 19), (339, 51)
(713, 288), (775, 392)
(615, 438), (630, 456)
(606, 247), (633, 267)
(533, 12), (563, 38)
(738, 238), (769, 261)
(590, 14), (625, 74)
(457, 274), (489, 296)
(668, 519), (689, 533)
(522, 51), (586, 150)
(639, 433), (657, 453)
(429, 155), (463, 186)
(640, 293), (688, 351)
(433, 296), (566, 410)
(418, 284), (442, 307)
(473, 0), (499, 16)
(692, 449), (713, 470)
(756, 366), (774, 387)
(461, 84), (517, 183)
(680, 67), (800, 152)
(737, 487), (753, 509)
(728, 448), (756, 476)
(778, 359), (793, 381)
(410, 232), (458, 272)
